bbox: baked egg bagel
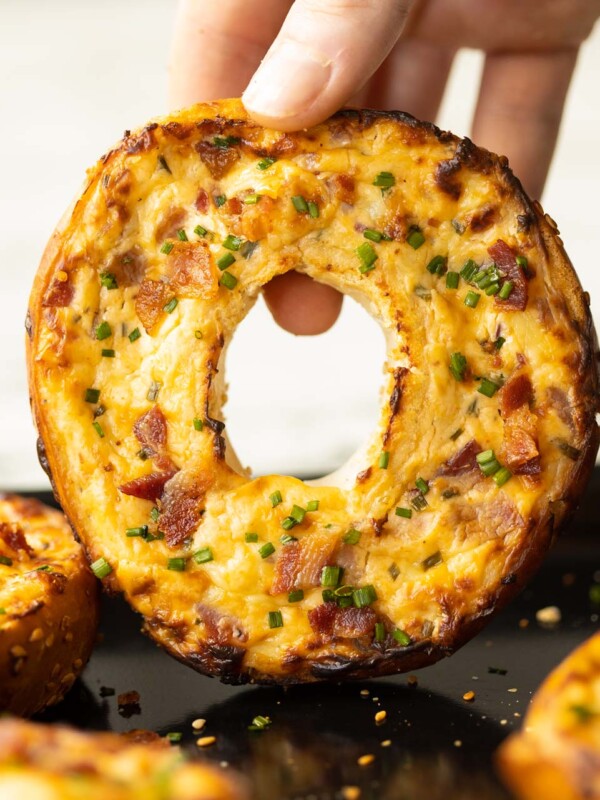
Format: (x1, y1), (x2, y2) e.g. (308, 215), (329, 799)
(497, 631), (600, 800)
(0, 719), (246, 800)
(27, 98), (599, 683)
(0, 494), (99, 715)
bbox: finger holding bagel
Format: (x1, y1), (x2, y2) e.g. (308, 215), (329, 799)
(27, 98), (599, 683)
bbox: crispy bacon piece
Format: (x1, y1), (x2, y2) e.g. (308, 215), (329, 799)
(500, 374), (540, 476)
(226, 197), (243, 216)
(119, 470), (176, 502)
(438, 440), (483, 476)
(500, 373), (533, 416)
(308, 603), (377, 639)
(106, 247), (146, 287)
(241, 195), (275, 241)
(43, 279), (74, 308)
(0, 522), (33, 557)
(489, 240), (528, 311)
(195, 188), (209, 213)
(168, 242), (217, 298)
(135, 279), (166, 333)
(155, 207), (186, 244)
(159, 472), (209, 547)
(271, 532), (338, 595)
(196, 141), (239, 179)
(134, 406), (168, 456)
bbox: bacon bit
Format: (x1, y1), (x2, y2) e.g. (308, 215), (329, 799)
(438, 440), (482, 476)
(462, 691), (475, 702)
(308, 602), (337, 638)
(328, 174), (355, 205)
(134, 406), (168, 456)
(488, 240), (528, 311)
(271, 532), (338, 594)
(195, 188), (209, 213)
(168, 241), (217, 298)
(108, 247), (147, 287)
(271, 541), (301, 595)
(159, 471), (208, 547)
(117, 690), (141, 715)
(307, 603), (376, 639)
(499, 374), (540, 476)
(241, 195), (275, 241)
(135, 279), (166, 333)
(196, 736), (216, 747)
(155, 207), (187, 244)
(196, 141), (239, 179)
(500, 374), (533, 416)
(43, 279), (74, 308)
(119, 469), (177, 502)
(0, 523), (34, 557)
(226, 196), (243, 216)
(468, 205), (496, 232)
(357, 754), (375, 767)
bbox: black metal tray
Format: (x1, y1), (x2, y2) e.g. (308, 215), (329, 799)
(32, 472), (600, 800)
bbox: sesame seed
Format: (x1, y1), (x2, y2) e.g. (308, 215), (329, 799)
(197, 736), (216, 747)
(374, 710), (387, 723)
(45, 634), (55, 648)
(500, 719), (508, 725)
(192, 718), (206, 731)
(508, 688), (518, 693)
(454, 740), (462, 748)
(380, 739), (392, 747)
(360, 689), (370, 697)
(463, 691), (476, 702)
(29, 628), (44, 642)
(357, 754), (375, 767)
(536, 606), (561, 626)
(10, 645), (27, 658)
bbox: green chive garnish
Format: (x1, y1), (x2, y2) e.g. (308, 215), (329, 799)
(167, 557), (186, 572)
(493, 467), (512, 487)
(343, 528), (361, 545)
(353, 584), (377, 608)
(95, 321), (111, 340)
(167, 732), (182, 743)
(450, 428), (463, 441)
(100, 272), (118, 290)
(292, 195), (309, 213)
(101, 348), (115, 358)
(223, 235), (242, 251)
(422, 551), (442, 571)
(92, 421), (105, 438)
(364, 229), (383, 242)
(128, 327), (141, 343)
(217, 252), (236, 271)
(194, 329), (203, 339)
(126, 526), (148, 538)
(244, 194), (260, 204)
(288, 589), (304, 603)
(150, 507), (160, 522)
(281, 517), (297, 531)
(158, 155), (172, 174)
(415, 477), (429, 494)
(446, 271), (459, 289)
(249, 715), (272, 730)
(193, 547), (213, 564)
(321, 566), (343, 587)
(411, 493), (428, 511)
(464, 291), (480, 308)
(392, 628), (411, 646)
(460, 260), (478, 281)
(406, 227), (425, 250)
(356, 242), (378, 273)
(495, 336), (506, 350)
(499, 281), (514, 300)
(268, 610), (283, 628)
(213, 135), (240, 148)
(0, 555), (13, 567)
(214, 194), (226, 207)
(194, 225), (207, 237)
(147, 381), (161, 402)
(478, 378), (500, 398)
(280, 532), (297, 545)
(395, 507), (412, 519)
(219, 271), (238, 289)
(90, 557), (112, 579)
(374, 622), (386, 642)
(449, 352), (467, 382)
(486, 283), (501, 296)
(426, 255), (446, 275)
(257, 157), (276, 170)
(270, 491), (282, 507)
(259, 542), (275, 559)
(177, 229), (188, 242)
(373, 171), (395, 189)
(516, 255), (528, 269)
(85, 388), (100, 404)
(163, 297), (178, 314)
(193, 417), (203, 431)
(289, 505), (306, 524)
(245, 532), (258, 543)
(378, 451), (390, 469)
(306, 500), (319, 512)
(307, 201), (319, 218)
(160, 241), (174, 255)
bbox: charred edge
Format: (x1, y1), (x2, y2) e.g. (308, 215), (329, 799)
(25, 310), (33, 339)
(383, 367), (408, 447)
(182, 643), (246, 681)
(356, 467), (372, 484)
(124, 124), (158, 154)
(434, 138), (496, 200)
(309, 640), (432, 680)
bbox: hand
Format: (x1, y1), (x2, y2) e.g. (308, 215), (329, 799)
(170, 0), (600, 335)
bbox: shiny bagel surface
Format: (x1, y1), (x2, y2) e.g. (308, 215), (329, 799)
(0, 719), (246, 800)
(27, 98), (599, 683)
(497, 631), (600, 800)
(0, 494), (99, 715)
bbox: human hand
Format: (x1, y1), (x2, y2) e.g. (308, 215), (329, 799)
(170, 0), (600, 335)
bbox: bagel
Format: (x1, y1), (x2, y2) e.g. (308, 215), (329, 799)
(497, 631), (600, 800)
(27, 98), (599, 683)
(0, 494), (99, 715)
(0, 719), (246, 800)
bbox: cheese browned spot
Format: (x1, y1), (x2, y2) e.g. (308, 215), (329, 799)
(27, 99), (599, 685)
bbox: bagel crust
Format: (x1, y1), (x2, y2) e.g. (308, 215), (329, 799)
(497, 631), (600, 800)
(0, 494), (99, 714)
(0, 719), (245, 800)
(27, 99), (599, 683)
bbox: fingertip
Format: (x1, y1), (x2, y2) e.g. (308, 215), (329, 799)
(263, 272), (343, 335)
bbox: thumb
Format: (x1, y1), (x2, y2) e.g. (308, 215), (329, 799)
(242, 0), (413, 131)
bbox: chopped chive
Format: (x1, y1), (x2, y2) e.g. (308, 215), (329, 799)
(442, 488), (460, 499)
(214, 194), (226, 207)
(516, 255), (528, 269)
(281, 516), (297, 531)
(147, 381), (161, 402)
(406, 226), (425, 250)
(392, 628), (411, 646)
(426, 255), (446, 275)
(450, 428), (463, 441)
(322, 589), (335, 603)
(268, 610), (283, 629)
(101, 348), (115, 358)
(415, 477), (429, 495)
(486, 283), (501, 296)
(128, 327), (141, 343)
(374, 622), (386, 642)
(422, 551), (443, 571)
(306, 500), (319, 512)
(395, 507), (412, 519)
(0, 608), (6, 613)
(194, 329), (203, 339)
(449, 352), (467, 382)
(378, 451), (390, 469)
(193, 547), (213, 564)
(589, 584), (600, 605)
(476, 449), (496, 464)
(193, 417), (203, 431)
(460, 259), (478, 281)
(270, 490), (282, 507)
(353, 584), (377, 608)
(92, 421), (105, 438)
(495, 336), (506, 350)
(321, 566), (343, 587)
(167, 732), (182, 743)
(292, 195), (309, 213)
(373, 171), (395, 189)
(414, 285), (431, 301)
(150, 507), (160, 522)
(356, 241), (378, 273)
(217, 252), (236, 271)
(570, 704), (597, 723)
(364, 229), (383, 242)
(160, 241), (174, 255)
(464, 291), (481, 308)
(554, 438), (581, 461)
(177, 229), (188, 242)
(126, 526), (148, 538)
(478, 378), (500, 398)
(219, 271), (238, 290)
(308, 201), (319, 218)
(288, 589), (304, 603)
(95, 321), (112, 340)
(343, 528), (361, 545)
(244, 193), (260, 205)
(194, 225), (207, 237)
(493, 467), (512, 487)
(498, 281), (514, 300)
(0, 555), (13, 567)
(90, 557), (112, 579)
(167, 557), (186, 572)
(85, 388), (100, 404)
(259, 542), (275, 559)
(95, 405), (106, 418)
(245, 532), (258, 543)
(223, 235), (243, 251)
(158, 155), (172, 174)
(411, 493), (428, 511)
(388, 562), (400, 581)
(163, 297), (178, 314)
(257, 157), (276, 170)
(452, 219), (466, 235)
(446, 271), (459, 289)
(100, 272), (118, 290)
(248, 715), (272, 731)
(213, 135), (240, 148)
(33, 564), (52, 572)
(473, 270), (488, 286)
(280, 533), (297, 545)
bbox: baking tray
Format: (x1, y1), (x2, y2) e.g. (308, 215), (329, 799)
(30, 470), (600, 800)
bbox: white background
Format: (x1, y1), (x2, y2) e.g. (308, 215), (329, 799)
(1, 1), (599, 489)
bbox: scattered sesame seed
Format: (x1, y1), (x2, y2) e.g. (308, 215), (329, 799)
(514, 712), (521, 718)
(192, 718), (206, 731)
(374, 710), (387, 724)
(29, 628), (44, 642)
(380, 739), (392, 747)
(197, 736), (216, 747)
(508, 688), (518, 693)
(500, 719), (508, 726)
(454, 740), (462, 748)
(342, 787), (361, 800)
(463, 691), (476, 702)
(10, 645), (27, 658)
(357, 754), (375, 767)
(220, 761), (229, 768)
(536, 606), (561, 626)
(360, 689), (370, 697)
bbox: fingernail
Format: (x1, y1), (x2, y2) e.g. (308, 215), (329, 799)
(243, 40), (332, 121)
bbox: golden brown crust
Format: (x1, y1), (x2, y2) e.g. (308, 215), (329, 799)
(27, 99), (599, 684)
(0, 494), (99, 715)
(0, 718), (246, 800)
(497, 631), (600, 800)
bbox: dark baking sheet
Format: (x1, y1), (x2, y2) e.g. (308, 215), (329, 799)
(32, 470), (600, 800)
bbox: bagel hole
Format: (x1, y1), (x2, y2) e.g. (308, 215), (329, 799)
(224, 294), (386, 482)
